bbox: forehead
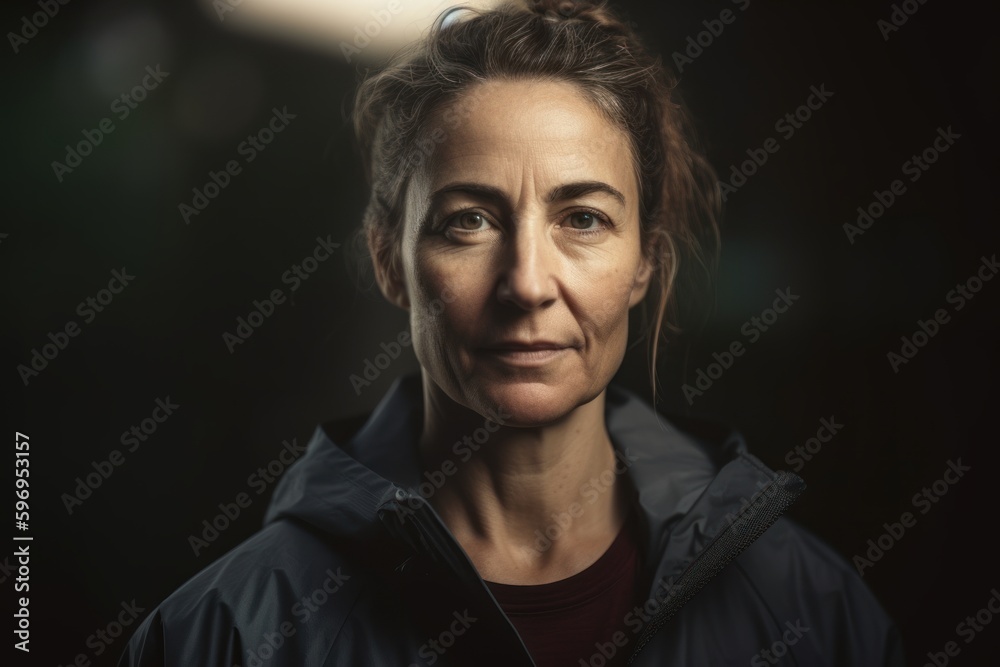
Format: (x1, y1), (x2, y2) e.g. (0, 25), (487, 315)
(421, 78), (637, 194)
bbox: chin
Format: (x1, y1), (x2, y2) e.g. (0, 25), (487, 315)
(466, 374), (603, 428)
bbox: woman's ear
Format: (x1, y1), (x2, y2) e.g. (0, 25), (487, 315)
(368, 227), (410, 311)
(629, 254), (654, 308)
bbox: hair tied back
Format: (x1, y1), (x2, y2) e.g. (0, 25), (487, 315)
(529, 0), (605, 22)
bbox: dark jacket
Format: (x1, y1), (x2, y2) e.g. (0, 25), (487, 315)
(119, 373), (904, 666)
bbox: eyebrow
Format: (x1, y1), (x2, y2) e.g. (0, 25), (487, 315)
(429, 180), (627, 208)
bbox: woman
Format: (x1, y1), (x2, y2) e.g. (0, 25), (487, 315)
(120, 1), (903, 665)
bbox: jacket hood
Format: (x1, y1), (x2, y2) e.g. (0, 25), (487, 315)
(264, 373), (805, 590)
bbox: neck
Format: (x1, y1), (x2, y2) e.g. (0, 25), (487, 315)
(417, 375), (631, 584)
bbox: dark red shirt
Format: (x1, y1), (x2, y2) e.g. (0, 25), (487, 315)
(485, 513), (644, 667)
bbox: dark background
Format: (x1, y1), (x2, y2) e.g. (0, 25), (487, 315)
(3, 0), (997, 664)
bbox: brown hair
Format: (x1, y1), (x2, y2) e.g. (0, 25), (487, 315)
(352, 0), (721, 405)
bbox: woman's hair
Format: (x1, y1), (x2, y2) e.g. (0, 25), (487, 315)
(352, 0), (721, 404)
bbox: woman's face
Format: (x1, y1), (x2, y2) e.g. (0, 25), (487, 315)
(380, 78), (652, 426)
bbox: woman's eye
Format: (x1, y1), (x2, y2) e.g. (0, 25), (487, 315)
(448, 212), (491, 232)
(566, 211), (605, 231)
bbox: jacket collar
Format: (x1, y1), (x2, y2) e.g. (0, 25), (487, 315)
(265, 372), (803, 591)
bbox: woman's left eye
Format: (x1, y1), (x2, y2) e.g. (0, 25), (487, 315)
(565, 211), (607, 234)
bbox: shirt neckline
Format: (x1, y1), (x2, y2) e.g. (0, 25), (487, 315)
(485, 511), (639, 613)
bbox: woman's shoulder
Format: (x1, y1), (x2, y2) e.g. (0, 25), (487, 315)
(729, 516), (904, 664)
(743, 515), (867, 586)
(117, 519), (367, 667)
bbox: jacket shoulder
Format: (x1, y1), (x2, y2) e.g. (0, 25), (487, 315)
(119, 519), (363, 667)
(732, 517), (905, 666)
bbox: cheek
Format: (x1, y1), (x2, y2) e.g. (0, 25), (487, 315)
(413, 239), (497, 308)
(410, 280), (451, 345)
(407, 254), (482, 357)
(596, 292), (634, 345)
(572, 264), (639, 341)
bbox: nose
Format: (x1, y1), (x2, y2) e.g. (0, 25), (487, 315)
(496, 220), (559, 310)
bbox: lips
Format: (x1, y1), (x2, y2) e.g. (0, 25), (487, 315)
(478, 340), (576, 368)
(484, 340), (570, 351)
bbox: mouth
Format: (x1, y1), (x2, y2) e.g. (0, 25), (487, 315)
(479, 341), (575, 367)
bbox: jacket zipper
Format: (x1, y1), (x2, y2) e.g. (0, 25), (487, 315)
(624, 470), (805, 665)
(379, 488), (539, 667)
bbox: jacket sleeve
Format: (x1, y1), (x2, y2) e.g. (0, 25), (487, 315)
(803, 527), (904, 667)
(881, 619), (906, 667)
(117, 599), (245, 667)
(118, 608), (165, 667)
(752, 517), (907, 667)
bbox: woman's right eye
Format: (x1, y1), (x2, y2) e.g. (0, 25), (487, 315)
(446, 211), (493, 234)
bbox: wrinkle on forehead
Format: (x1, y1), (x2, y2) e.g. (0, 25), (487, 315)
(424, 78), (637, 205)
